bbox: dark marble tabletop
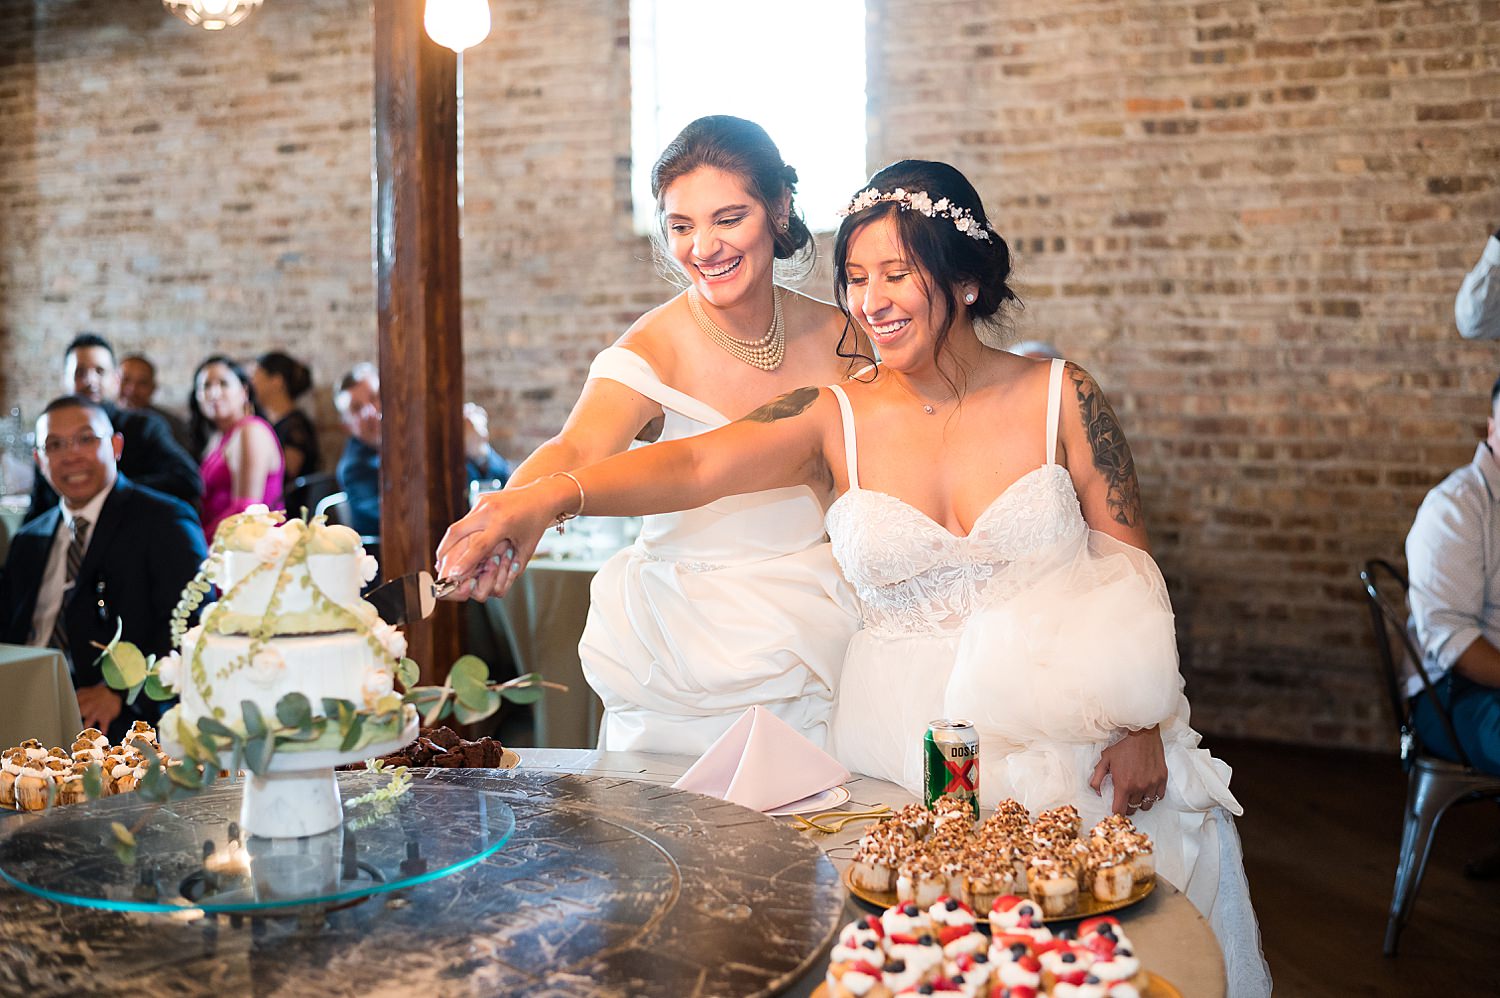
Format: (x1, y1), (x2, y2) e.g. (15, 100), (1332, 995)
(0, 766), (844, 997)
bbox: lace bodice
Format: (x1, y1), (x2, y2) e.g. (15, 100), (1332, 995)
(824, 360), (1086, 637)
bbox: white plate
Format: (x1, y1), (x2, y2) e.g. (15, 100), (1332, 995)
(765, 784), (851, 816)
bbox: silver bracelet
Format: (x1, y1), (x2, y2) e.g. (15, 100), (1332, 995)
(551, 471), (586, 533)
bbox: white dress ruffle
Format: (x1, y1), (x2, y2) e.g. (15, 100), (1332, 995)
(823, 367), (1271, 998)
(578, 347), (862, 755)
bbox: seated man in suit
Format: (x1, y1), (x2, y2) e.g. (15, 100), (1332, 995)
(333, 363), (511, 537)
(0, 397), (206, 742)
(26, 333), (202, 523)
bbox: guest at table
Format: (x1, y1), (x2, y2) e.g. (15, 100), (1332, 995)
(26, 334), (201, 523)
(118, 353), (195, 454)
(474, 116), (865, 756)
(0, 397), (205, 742)
(1457, 225), (1500, 340)
(251, 350), (322, 488)
(333, 363), (511, 538)
(1406, 372), (1500, 773)
(189, 355), (284, 542)
(438, 160), (1270, 996)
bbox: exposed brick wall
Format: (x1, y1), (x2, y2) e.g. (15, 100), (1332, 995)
(1, 0), (1496, 748)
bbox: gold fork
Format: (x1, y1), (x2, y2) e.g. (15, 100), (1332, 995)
(793, 805), (891, 835)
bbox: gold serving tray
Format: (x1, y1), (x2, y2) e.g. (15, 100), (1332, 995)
(813, 971), (1180, 997)
(842, 865), (1155, 922)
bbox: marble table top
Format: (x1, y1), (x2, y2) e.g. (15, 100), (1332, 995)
(0, 749), (1227, 997)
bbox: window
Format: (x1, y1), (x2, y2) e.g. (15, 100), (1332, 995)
(629, 0), (868, 234)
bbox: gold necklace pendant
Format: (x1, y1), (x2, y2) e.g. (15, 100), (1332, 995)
(688, 286), (786, 372)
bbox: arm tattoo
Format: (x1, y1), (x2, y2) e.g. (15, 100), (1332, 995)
(1068, 366), (1142, 528)
(741, 386), (820, 424)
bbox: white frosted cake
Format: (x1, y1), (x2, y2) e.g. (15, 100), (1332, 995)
(158, 507), (410, 752)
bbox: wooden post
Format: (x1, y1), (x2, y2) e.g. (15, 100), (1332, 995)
(371, 0), (466, 683)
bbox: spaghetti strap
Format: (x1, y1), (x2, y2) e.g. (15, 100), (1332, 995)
(828, 384), (860, 490)
(587, 346), (729, 427)
(1045, 357), (1065, 465)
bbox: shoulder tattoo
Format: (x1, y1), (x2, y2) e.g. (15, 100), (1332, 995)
(741, 386), (820, 424)
(1067, 365), (1142, 528)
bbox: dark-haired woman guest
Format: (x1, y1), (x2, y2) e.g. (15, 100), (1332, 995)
(190, 355), (284, 541)
(438, 159), (1270, 997)
(486, 115), (868, 755)
(251, 351), (322, 487)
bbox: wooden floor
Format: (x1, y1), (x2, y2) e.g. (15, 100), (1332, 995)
(1210, 737), (1498, 998)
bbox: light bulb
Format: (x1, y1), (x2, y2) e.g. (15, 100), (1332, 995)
(424, 0), (491, 53)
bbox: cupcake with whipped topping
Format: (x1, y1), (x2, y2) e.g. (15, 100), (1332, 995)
(987, 895), (1052, 942)
(1082, 835), (1135, 903)
(881, 900), (933, 939)
(931, 794), (976, 829)
(896, 845), (947, 908)
(1026, 846), (1080, 917)
(1087, 942), (1147, 990)
(853, 820), (918, 894)
(944, 950), (994, 997)
(0, 748), (24, 807)
(988, 939), (1043, 992)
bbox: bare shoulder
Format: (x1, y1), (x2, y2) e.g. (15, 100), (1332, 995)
(784, 288), (867, 378)
(610, 293), (686, 379)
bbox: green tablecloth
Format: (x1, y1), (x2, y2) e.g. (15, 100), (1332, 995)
(0, 643), (82, 750)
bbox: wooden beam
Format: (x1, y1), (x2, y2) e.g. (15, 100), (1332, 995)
(371, 0), (465, 683)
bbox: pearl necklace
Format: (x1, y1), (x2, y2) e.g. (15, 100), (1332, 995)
(687, 285), (785, 372)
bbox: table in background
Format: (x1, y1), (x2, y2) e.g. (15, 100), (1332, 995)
(523, 749), (1229, 998)
(482, 556), (606, 748)
(0, 643), (81, 749)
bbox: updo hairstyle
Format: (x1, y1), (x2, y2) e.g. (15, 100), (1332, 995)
(649, 115), (814, 283)
(833, 160), (1020, 370)
(256, 350), (314, 400)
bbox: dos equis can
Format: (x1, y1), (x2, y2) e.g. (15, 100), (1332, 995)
(924, 719), (979, 818)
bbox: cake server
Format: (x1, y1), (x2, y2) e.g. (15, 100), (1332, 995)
(366, 570), (453, 625)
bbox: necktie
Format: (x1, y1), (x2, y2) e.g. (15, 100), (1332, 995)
(47, 516), (90, 661)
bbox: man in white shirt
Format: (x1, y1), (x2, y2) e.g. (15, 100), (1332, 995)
(0, 397), (205, 741)
(1405, 373), (1500, 773)
(1457, 228), (1500, 341)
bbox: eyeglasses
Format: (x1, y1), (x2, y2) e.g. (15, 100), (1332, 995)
(37, 431), (103, 456)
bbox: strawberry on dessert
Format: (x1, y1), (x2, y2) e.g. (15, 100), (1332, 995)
(886, 932), (946, 985)
(1077, 915), (1131, 955)
(882, 901), (934, 938)
(1051, 974), (1110, 998)
(945, 951), (995, 997)
(988, 940), (1042, 992)
(1088, 945), (1147, 989)
(986, 986), (1039, 998)
(826, 958), (892, 998)
(988, 895), (1052, 942)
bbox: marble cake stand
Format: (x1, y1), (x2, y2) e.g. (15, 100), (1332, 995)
(165, 711), (419, 839)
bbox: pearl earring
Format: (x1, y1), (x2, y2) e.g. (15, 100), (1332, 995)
(964, 292), (976, 304)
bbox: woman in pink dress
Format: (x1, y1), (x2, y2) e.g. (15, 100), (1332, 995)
(189, 354), (284, 540)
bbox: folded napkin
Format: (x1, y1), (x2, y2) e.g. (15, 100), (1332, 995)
(672, 705), (850, 812)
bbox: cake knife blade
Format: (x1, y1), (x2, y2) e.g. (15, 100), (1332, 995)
(366, 570), (448, 626)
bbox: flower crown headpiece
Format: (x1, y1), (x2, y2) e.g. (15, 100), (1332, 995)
(837, 186), (993, 242)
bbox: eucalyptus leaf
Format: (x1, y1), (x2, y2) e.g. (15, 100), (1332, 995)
(395, 657), (420, 690)
(339, 713), (365, 753)
(448, 654), (490, 687)
(241, 701), (267, 740)
(453, 688), (501, 725)
(124, 680), (145, 707)
(167, 766), (203, 791)
(275, 692), (313, 729)
(498, 684), (544, 705)
(109, 642), (149, 688)
(100, 654), (126, 692)
(243, 734), (274, 774)
(83, 762), (104, 801)
(173, 716), (208, 762)
(110, 821), (136, 847)
(197, 717), (237, 742)
(143, 674), (175, 702)
(420, 688), (452, 727)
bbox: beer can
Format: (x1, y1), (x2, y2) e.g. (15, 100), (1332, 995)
(924, 719), (980, 818)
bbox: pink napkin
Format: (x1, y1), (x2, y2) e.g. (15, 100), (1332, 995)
(672, 706), (851, 812)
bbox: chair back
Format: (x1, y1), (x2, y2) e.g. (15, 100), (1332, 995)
(1360, 559), (1472, 768)
(286, 472), (340, 519)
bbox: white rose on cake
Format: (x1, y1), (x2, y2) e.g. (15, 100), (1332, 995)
(253, 519), (305, 564)
(362, 667), (395, 708)
(246, 646), (287, 686)
(359, 553), (378, 584)
(156, 651), (183, 692)
(369, 621), (407, 662)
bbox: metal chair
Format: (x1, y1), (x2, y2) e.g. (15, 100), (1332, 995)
(1360, 559), (1500, 955)
(285, 472), (340, 520)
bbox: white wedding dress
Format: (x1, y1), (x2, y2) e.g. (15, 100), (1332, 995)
(825, 360), (1271, 998)
(579, 347), (862, 754)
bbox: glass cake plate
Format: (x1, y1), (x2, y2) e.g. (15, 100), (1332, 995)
(0, 771), (514, 914)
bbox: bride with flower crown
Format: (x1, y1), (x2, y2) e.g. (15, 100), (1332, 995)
(438, 160), (1271, 997)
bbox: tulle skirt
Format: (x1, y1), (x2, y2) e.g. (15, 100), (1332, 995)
(828, 530), (1272, 998)
(580, 540), (862, 755)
